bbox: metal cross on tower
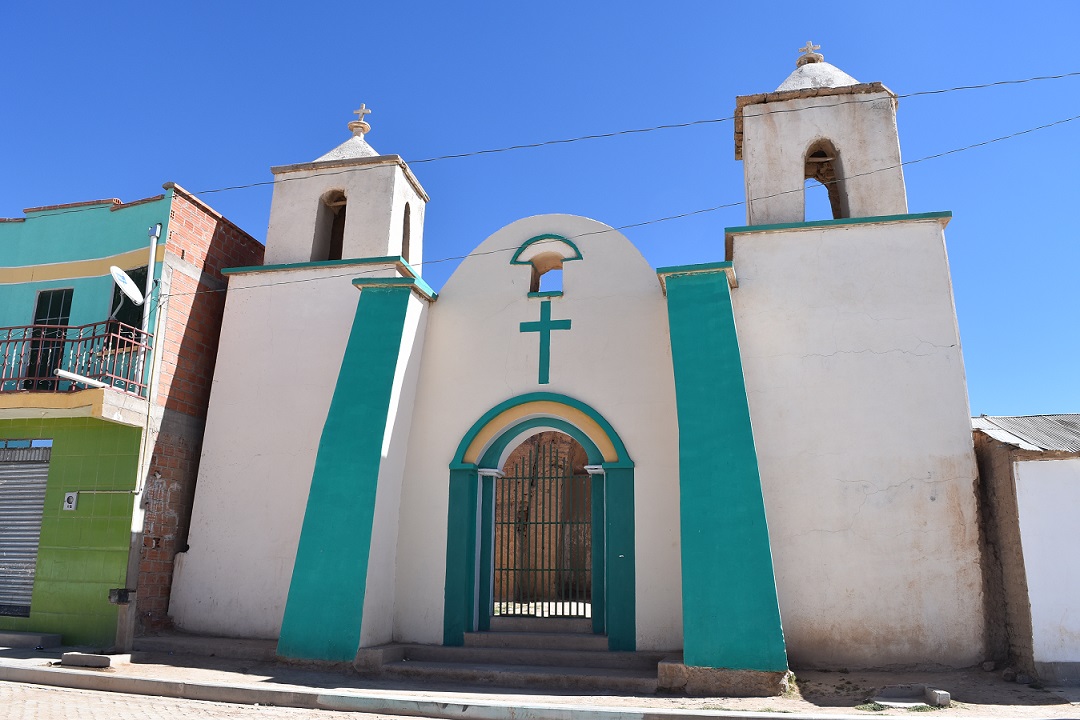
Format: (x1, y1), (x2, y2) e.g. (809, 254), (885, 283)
(348, 103), (373, 137)
(797, 41), (823, 66)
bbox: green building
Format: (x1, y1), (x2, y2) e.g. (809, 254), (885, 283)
(0, 184), (261, 648)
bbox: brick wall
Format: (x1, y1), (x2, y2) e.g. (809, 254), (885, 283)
(136, 185), (263, 632)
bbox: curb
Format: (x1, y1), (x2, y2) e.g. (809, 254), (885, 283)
(0, 662), (1009, 720)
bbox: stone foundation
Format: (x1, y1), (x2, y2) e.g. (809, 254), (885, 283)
(658, 658), (792, 696)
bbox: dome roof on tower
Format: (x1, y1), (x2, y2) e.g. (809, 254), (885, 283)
(315, 103), (381, 162)
(315, 134), (380, 162)
(776, 61), (859, 92)
(775, 42), (858, 92)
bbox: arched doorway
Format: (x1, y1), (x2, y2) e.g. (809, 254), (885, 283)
(492, 432), (592, 622)
(444, 392), (636, 651)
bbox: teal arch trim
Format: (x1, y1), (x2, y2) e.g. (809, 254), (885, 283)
(477, 417), (604, 468)
(509, 234), (584, 265)
(444, 393), (636, 651)
(450, 391), (631, 469)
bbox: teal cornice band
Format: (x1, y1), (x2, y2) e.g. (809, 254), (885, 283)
(224, 255), (424, 278)
(724, 210), (952, 238)
(353, 275), (437, 301)
(657, 261), (737, 294)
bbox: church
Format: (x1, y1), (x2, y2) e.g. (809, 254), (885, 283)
(168, 47), (985, 694)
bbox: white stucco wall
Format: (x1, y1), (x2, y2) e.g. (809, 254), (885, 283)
(358, 292), (429, 647)
(1014, 457), (1080, 664)
(730, 216), (984, 668)
(170, 266), (374, 638)
(264, 160), (425, 266)
(740, 90), (907, 225)
(393, 214), (684, 651)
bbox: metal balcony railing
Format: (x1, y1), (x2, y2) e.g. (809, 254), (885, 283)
(0, 321), (152, 398)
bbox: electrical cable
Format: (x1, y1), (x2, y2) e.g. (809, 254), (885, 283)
(157, 108), (1080, 300)
(8, 69), (1080, 217)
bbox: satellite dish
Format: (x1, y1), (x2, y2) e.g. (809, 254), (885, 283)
(110, 266), (145, 306)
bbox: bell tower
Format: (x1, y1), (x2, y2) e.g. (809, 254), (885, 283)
(263, 105), (428, 268)
(735, 43), (907, 225)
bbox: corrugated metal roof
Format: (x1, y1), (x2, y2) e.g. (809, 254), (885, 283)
(979, 414), (1080, 452)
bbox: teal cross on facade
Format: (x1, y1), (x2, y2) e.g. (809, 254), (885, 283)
(519, 300), (571, 385)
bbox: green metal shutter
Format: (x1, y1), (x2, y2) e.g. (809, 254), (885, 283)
(0, 446), (50, 617)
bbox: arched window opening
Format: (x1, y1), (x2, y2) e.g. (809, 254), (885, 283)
(312, 190), (347, 261)
(401, 203), (411, 263)
(529, 252), (564, 294)
(804, 178), (834, 222)
(803, 140), (848, 220)
(538, 268), (562, 293)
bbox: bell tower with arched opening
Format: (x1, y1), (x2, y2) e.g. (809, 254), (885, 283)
(263, 104), (427, 267)
(735, 43), (907, 225)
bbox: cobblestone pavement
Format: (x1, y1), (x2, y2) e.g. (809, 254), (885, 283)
(0, 681), (413, 720)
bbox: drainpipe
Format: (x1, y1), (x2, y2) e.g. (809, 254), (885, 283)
(113, 223), (162, 653)
(142, 224), (161, 337)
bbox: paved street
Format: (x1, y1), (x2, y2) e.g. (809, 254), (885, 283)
(0, 681), (411, 720)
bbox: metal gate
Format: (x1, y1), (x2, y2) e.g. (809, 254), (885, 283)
(492, 440), (592, 618)
(0, 444), (51, 617)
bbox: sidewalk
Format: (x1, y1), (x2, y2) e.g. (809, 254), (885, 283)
(0, 641), (1076, 720)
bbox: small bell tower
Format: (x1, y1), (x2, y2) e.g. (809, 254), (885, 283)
(735, 43), (907, 225)
(263, 104), (428, 268)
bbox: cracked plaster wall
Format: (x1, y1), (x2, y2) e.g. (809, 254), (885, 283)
(730, 218), (984, 668)
(265, 162), (425, 267)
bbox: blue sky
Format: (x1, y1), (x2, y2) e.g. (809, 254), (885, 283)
(1, 2), (1078, 415)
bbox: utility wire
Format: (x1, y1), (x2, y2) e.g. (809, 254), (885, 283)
(10, 69), (1080, 216)
(157, 109), (1080, 300)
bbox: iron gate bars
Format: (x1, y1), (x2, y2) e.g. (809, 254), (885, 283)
(492, 439), (592, 618)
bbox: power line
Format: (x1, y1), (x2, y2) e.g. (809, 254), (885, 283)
(192, 69), (1080, 191)
(157, 108), (1080, 300)
(10, 69), (1080, 216)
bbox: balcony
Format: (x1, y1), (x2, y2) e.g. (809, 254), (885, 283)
(0, 321), (152, 398)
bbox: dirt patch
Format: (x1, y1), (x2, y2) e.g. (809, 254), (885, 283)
(667, 668), (1074, 717)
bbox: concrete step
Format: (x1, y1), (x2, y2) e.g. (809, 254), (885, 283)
(399, 643), (663, 671)
(464, 630), (608, 651)
(380, 659), (658, 694)
(132, 633), (278, 662)
(0, 631), (62, 649)
(489, 617), (592, 633)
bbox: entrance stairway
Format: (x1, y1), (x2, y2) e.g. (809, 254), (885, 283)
(373, 618), (668, 693)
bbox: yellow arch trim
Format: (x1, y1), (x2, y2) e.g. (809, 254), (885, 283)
(462, 399), (618, 464)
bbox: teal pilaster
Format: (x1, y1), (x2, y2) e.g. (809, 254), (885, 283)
(477, 472), (495, 632)
(602, 466), (636, 651)
(664, 268), (788, 671)
(277, 286), (411, 661)
(443, 466), (480, 645)
(590, 472), (606, 635)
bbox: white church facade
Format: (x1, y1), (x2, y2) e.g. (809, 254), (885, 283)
(169, 49), (985, 692)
